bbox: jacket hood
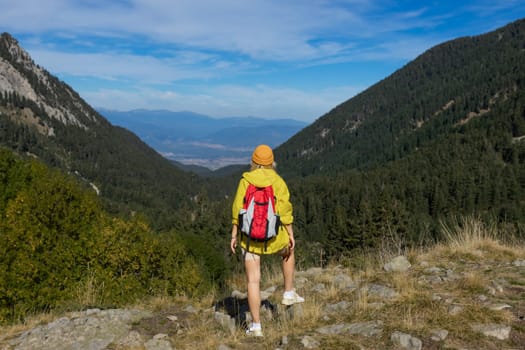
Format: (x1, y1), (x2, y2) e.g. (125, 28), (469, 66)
(242, 168), (277, 187)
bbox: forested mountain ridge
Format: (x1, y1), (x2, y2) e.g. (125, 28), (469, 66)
(0, 32), (207, 229)
(276, 18), (525, 177)
(274, 19), (525, 256)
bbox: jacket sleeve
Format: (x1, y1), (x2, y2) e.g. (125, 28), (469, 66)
(231, 178), (248, 225)
(274, 177), (293, 225)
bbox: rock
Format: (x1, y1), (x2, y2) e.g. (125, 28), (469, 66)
(513, 259), (525, 267)
(488, 303), (512, 311)
(384, 256), (412, 272)
(423, 267), (443, 274)
(280, 335), (289, 346)
(301, 335), (321, 349)
(317, 321), (383, 337)
(264, 285), (277, 293)
(333, 273), (358, 289)
(282, 303), (304, 320)
(448, 304), (463, 315)
(260, 290), (273, 300)
(184, 305), (199, 313)
(260, 285), (278, 300)
(312, 283), (326, 293)
(316, 324), (349, 335)
(489, 280), (504, 294)
(430, 329), (448, 341)
(419, 275), (443, 284)
(85, 308), (101, 316)
(214, 311), (236, 335)
(144, 335), (173, 350)
(362, 283), (399, 299)
(477, 294), (488, 302)
(8, 309), (152, 350)
(231, 290), (247, 299)
(440, 269), (461, 282)
(390, 331), (422, 350)
(115, 330), (144, 348)
(260, 300), (276, 321)
(346, 321), (383, 337)
(472, 324), (511, 340)
(324, 300), (351, 313)
(431, 294), (442, 301)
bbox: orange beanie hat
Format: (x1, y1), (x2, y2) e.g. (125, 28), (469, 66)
(252, 144), (274, 166)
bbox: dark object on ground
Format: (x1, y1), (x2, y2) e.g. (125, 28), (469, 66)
(214, 296), (276, 329)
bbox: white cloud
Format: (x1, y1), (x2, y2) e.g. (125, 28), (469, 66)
(84, 83), (362, 122)
(27, 49), (231, 83)
(0, 0), (466, 62)
(2, 0), (524, 122)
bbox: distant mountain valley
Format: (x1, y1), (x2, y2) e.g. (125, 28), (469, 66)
(98, 109), (308, 170)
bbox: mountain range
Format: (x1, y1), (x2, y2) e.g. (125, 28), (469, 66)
(98, 109), (307, 170)
(0, 32), (203, 229)
(2, 17), (525, 239)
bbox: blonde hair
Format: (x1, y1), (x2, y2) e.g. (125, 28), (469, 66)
(250, 160), (277, 171)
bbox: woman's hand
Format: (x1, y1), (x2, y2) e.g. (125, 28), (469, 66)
(285, 224), (295, 250)
(230, 236), (237, 254)
(230, 225), (238, 254)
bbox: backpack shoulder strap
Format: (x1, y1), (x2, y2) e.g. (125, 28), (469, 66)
(263, 185), (276, 209)
(243, 183), (258, 207)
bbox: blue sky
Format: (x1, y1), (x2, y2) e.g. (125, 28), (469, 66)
(1, 1), (524, 123)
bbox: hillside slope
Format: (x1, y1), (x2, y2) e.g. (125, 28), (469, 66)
(0, 33), (204, 229)
(276, 18), (525, 177)
(271, 19), (525, 256)
(1, 220), (524, 349)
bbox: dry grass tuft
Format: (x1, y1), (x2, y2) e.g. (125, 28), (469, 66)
(421, 216), (523, 263)
(456, 271), (489, 294)
(441, 216), (499, 250)
(75, 268), (105, 307)
(0, 312), (59, 343)
(136, 294), (179, 312)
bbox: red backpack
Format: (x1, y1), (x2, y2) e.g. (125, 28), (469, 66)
(239, 184), (280, 251)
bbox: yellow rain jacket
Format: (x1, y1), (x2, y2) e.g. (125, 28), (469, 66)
(231, 168), (293, 255)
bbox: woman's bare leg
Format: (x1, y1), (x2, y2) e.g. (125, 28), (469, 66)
(282, 249), (295, 291)
(245, 254), (261, 323)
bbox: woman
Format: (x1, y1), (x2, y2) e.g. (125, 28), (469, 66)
(230, 144), (304, 337)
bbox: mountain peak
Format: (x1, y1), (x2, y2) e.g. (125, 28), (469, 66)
(0, 32), (36, 71)
(0, 33), (100, 128)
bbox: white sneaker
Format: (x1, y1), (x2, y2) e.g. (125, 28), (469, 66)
(245, 327), (263, 337)
(281, 290), (305, 306)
